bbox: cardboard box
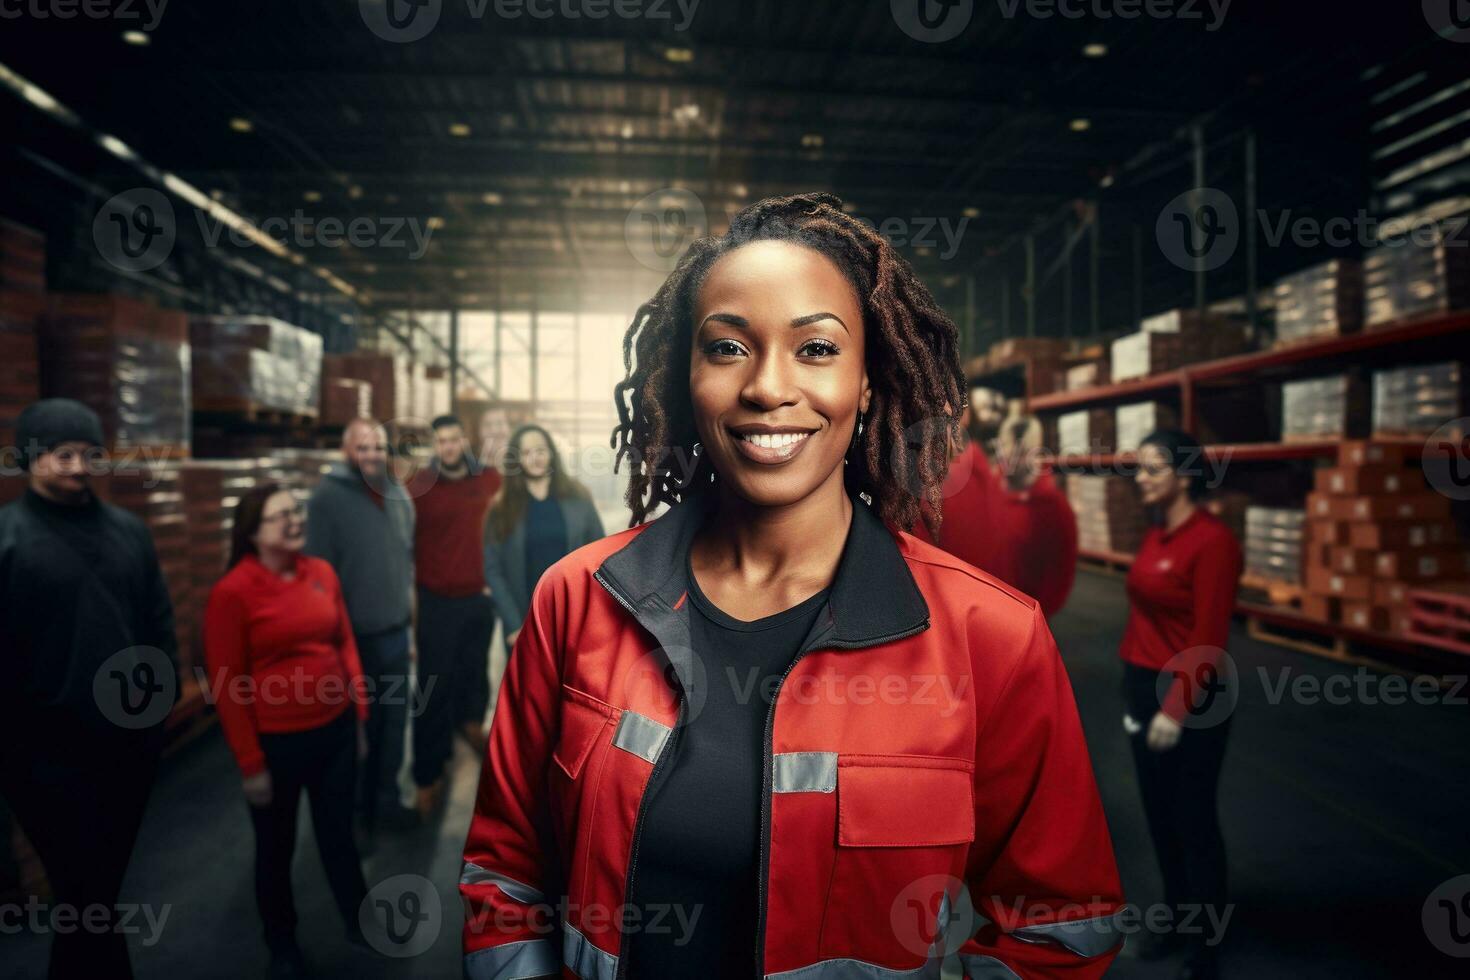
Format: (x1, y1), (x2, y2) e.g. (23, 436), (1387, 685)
(1305, 566), (1374, 601)
(1329, 547), (1379, 576)
(1301, 593), (1342, 622)
(1373, 580), (1411, 607)
(1341, 602), (1389, 632)
(1339, 440), (1410, 468)
(1307, 491), (1453, 523)
(1057, 408), (1115, 456)
(1375, 550), (1469, 582)
(1347, 521), (1454, 550)
(1306, 519), (1348, 545)
(1313, 466), (1409, 496)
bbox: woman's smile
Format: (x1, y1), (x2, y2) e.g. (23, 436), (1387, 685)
(727, 425), (819, 465)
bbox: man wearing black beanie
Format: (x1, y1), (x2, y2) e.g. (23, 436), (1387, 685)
(0, 398), (179, 980)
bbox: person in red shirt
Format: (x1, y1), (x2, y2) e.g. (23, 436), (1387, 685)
(911, 391), (1078, 616)
(1119, 428), (1242, 980)
(407, 414), (502, 816)
(204, 483), (372, 975)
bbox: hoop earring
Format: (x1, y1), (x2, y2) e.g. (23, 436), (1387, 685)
(846, 409), (865, 465)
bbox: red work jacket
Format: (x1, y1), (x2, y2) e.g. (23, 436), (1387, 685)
(461, 488), (1124, 979)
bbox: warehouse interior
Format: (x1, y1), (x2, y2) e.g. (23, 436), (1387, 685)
(1, 2), (1469, 978)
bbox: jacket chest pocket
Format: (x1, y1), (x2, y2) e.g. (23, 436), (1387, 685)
(819, 754), (976, 964)
(549, 685), (620, 884)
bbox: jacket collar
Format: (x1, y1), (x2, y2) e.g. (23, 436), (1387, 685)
(594, 487), (930, 653)
(325, 461), (408, 500)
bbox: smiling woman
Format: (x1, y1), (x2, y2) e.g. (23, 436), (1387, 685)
(458, 193), (1126, 980)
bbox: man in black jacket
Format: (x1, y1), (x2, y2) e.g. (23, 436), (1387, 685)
(0, 398), (178, 980)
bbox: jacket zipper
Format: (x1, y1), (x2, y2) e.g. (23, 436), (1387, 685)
(751, 617), (931, 980)
(594, 569), (686, 980)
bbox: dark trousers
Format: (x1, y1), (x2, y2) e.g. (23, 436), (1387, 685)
(412, 587), (496, 787)
(0, 717), (160, 980)
(251, 708), (368, 952)
(353, 626), (411, 828)
(1124, 663), (1230, 960)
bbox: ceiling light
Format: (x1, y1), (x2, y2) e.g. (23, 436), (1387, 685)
(482, 192), (503, 205)
(449, 122), (471, 137)
(801, 133), (824, 149)
(733, 183), (749, 198)
(426, 216), (446, 230)
(1083, 43), (1108, 57)
(98, 134), (136, 161)
(665, 47), (694, 63)
(962, 207), (981, 219)
(229, 117), (253, 133)
(303, 190), (322, 203)
(620, 121), (635, 139)
(348, 185), (364, 199)
(1099, 174), (1116, 188)
(672, 103), (701, 125)
(122, 30), (150, 47)
(1070, 118), (1091, 132)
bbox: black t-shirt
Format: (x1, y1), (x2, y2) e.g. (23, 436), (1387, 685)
(621, 548), (831, 979)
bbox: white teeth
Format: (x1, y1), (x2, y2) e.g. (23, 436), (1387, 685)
(739, 432), (808, 450)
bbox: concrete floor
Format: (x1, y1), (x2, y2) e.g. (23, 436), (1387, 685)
(5, 568), (1468, 978)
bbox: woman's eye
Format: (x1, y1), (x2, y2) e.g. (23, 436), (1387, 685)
(800, 340), (839, 357)
(705, 339), (745, 357)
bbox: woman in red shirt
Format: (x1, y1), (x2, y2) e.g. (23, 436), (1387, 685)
(1120, 429), (1242, 980)
(204, 483), (372, 974)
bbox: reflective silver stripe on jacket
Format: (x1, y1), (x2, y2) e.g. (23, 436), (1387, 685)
(765, 956), (943, 979)
(460, 863), (544, 905)
(563, 921), (618, 980)
(1013, 912), (1125, 957)
(612, 709), (671, 763)
(772, 751), (837, 793)
(464, 938), (559, 980)
(956, 955), (1023, 979)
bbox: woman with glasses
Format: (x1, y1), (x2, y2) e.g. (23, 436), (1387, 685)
(204, 482), (372, 977)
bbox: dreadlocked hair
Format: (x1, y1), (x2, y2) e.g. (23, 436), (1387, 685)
(609, 191), (965, 538)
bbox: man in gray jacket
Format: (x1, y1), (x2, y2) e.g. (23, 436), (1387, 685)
(305, 417), (418, 836)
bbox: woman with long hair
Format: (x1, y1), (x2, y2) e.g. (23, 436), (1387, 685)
(1121, 428), (1243, 980)
(482, 423), (606, 649)
(204, 482), (371, 977)
(459, 193), (1124, 980)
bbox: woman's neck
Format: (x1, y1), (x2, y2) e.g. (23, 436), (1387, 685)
(527, 476), (551, 500)
(1161, 493), (1196, 533)
(258, 547), (296, 577)
(694, 470), (853, 589)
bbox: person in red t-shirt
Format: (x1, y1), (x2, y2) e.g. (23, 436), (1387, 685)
(911, 388), (1078, 617)
(204, 483), (372, 973)
(407, 414), (502, 816)
(1119, 428), (1242, 979)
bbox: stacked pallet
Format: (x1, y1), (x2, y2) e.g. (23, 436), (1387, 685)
(1111, 309), (1252, 382)
(0, 218), (45, 293)
(1066, 474), (1145, 555)
(1245, 507), (1306, 586)
(38, 295), (191, 454)
(0, 292), (43, 455)
(320, 378), (373, 427)
(1272, 259), (1362, 346)
(1363, 235), (1470, 328)
(323, 352), (404, 423)
(1406, 583), (1470, 657)
(1057, 408), (1114, 456)
(1282, 373), (1370, 440)
(1372, 362), (1463, 438)
(190, 316), (323, 418)
(1115, 402), (1179, 454)
(1303, 441), (1467, 634)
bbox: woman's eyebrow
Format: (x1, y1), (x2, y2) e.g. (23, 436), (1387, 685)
(700, 311), (849, 334)
(791, 311), (848, 333)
